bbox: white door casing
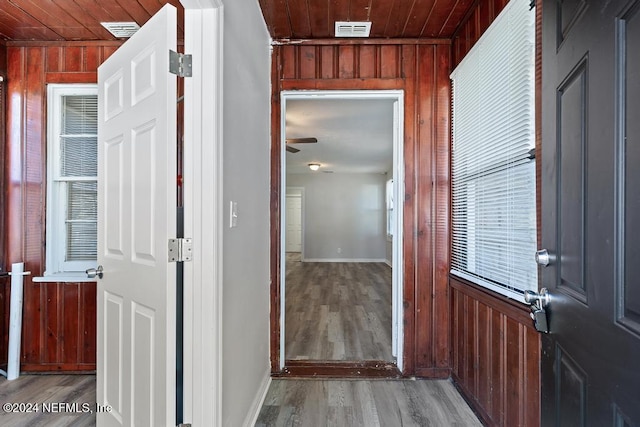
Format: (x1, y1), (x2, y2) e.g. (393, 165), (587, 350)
(279, 90), (404, 371)
(180, 1), (224, 425)
(97, 4), (177, 426)
(391, 98), (403, 366)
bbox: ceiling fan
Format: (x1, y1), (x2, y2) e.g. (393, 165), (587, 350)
(285, 137), (317, 153)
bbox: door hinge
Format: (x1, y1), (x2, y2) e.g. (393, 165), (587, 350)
(169, 50), (193, 77)
(168, 238), (193, 262)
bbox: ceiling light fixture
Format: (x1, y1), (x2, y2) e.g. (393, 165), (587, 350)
(308, 163), (321, 171)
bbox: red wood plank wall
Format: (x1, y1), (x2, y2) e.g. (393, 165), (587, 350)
(451, 0), (509, 68)
(2, 42), (120, 371)
(0, 43), (6, 71)
(0, 42), (9, 368)
(451, 277), (541, 426)
(270, 41), (452, 377)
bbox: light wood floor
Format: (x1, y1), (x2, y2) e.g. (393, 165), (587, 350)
(285, 254), (393, 361)
(3, 375), (482, 427)
(0, 374), (96, 426)
(255, 378), (482, 426)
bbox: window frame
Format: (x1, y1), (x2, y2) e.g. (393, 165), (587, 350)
(449, 0), (537, 303)
(44, 83), (98, 278)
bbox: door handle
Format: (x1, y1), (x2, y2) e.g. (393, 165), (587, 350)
(86, 265), (104, 279)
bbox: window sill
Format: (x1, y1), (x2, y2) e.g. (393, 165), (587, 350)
(33, 273), (96, 283)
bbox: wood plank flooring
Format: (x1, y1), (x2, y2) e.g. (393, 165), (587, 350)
(285, 254), (393, 361)
(255, 378), (482, 426)
(0, 374), (96, 426)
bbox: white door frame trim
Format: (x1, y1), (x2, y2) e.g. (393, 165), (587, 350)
(181, 0), (224, 425)
(279, 90), (405, 372)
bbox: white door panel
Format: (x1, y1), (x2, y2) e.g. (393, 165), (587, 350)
(97, 4), (177, 426)
(285, 196), (302, 252)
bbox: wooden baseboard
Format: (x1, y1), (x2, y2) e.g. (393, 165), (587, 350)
(413, 367), (451, 379)
(275, 360), (402, 378)
(302, 258), (388, 263)
(20, 364), (96, 372)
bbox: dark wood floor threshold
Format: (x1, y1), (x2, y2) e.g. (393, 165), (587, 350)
(276, 360), (402, 378)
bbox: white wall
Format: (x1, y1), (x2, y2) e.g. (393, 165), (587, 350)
(287, 173), (387, 261)
(221, 1), (271, 425)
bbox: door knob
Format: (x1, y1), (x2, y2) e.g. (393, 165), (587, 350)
(535, 249), (555, 267)
(86, 265), (104, 279)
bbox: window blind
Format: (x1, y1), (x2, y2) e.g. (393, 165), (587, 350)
(450, 0), (537, 301)
(60, 94), (98, 263)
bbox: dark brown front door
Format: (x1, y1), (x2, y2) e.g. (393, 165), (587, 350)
(541, 0), (640, 425)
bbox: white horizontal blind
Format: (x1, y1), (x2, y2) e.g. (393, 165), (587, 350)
(60, 95), (98, 262)
(450, 0), (537, 301)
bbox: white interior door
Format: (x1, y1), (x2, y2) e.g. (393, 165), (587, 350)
(285, 195), (302, 252)
(97, 4), (177, 426)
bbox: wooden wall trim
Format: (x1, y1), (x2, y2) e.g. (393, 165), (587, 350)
(269, 45), (282, 373)
(6, 40), (124, 47)
(414, 367), (451, 378)
(45, 72), (97, 83)
(272, 38), (452, 46)
(276, 360), (402, 378)
(20, 364), (95, 372)
(281, 78), (405, 90)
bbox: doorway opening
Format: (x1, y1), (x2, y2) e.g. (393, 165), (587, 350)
(279, 90), (404, 373)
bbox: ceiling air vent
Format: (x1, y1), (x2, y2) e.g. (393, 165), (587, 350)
(334, 21), (371, 38)
(101, 22), (140, 38)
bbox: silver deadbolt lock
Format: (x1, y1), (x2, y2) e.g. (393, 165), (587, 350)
(86, 265), (104, 279)
(524, 287), (550, 308)
(535, 249), (555, 267)
(524, 288), (550, 333)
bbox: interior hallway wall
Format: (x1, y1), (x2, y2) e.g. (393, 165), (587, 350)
(221, 0), (272, 425)
(287, 172), (387, 261)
